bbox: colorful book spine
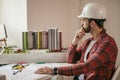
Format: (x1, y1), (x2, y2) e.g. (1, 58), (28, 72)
(27, 31), (34, 49)
(48, 29), (52, 51)
(37, 31), (42, 49)
(34, 32), (37, 49)
(22, 32), (28, 50)
(58, 31), (62, 51)
(42, 31), (48, 49)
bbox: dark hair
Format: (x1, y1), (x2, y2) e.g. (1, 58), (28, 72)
(88, 18), (106, 29)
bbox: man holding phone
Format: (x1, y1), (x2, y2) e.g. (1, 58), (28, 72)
(35, 3), (118, 80)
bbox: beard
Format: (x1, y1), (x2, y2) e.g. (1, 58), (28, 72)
(82, 24), (91, 33)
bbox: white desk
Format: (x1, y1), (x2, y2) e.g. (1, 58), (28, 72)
(0, 63), (73, 80)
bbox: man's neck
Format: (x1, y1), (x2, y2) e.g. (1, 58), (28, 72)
(92, 28), (103, 40)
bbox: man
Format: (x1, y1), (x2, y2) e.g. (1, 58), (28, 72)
(35, 3), (118, 80)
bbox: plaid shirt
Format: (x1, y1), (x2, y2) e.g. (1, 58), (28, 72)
(58, 29), (118, 80)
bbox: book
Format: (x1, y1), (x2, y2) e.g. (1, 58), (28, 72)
(22, 32), (28, 50)
(27, 31), (34, 49)
(36, 31), (42, 49)
(42, 31), (48, 49)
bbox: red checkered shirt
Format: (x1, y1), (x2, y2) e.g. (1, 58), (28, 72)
(57, 29), (118, 80)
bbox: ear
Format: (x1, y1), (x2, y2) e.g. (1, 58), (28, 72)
(90, 20), (95, 28)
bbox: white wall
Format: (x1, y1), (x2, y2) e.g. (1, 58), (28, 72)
(27, 0), (80, 47)
(0, 0), (27, 48)
(80, 0), (120, 66)
(0, 0), (1, 23)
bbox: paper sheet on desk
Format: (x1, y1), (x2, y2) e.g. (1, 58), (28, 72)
(35, 63), (72, 68)
(0, 63), (72, 80)
(0, 64), (52, 80)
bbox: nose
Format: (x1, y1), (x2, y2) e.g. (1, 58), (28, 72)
(81, 22), (84, 26)
(81, 23), (84, 28)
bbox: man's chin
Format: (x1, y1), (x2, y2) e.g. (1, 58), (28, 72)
(84, 29), (91, 33)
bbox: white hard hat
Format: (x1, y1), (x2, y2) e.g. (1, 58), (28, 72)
(78, 3), (107, 19)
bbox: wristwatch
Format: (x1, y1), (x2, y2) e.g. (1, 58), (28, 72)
(53, 67), (58, 75)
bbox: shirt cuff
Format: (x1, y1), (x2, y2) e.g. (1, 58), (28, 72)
(71, 43), (77, 48)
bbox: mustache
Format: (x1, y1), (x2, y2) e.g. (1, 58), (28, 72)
(81, 25), (91, 33)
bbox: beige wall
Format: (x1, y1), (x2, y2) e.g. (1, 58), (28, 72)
(27, 0), (81, 47)
(80, 0), (120, 66)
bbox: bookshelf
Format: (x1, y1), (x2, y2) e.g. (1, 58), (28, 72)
(0, 49), (67, 64)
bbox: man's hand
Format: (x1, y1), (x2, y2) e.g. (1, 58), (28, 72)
(35, 67), (53, 75)
(72, 28), (85, 45)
